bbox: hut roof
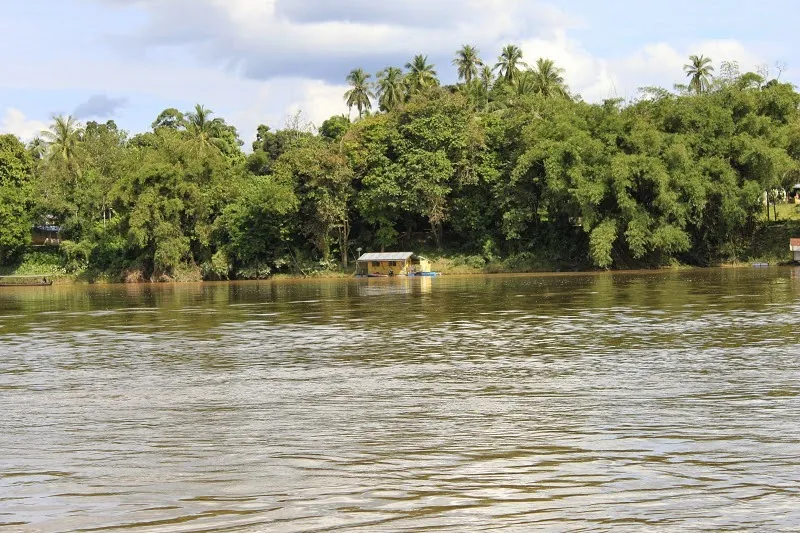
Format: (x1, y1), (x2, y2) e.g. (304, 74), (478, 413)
(357, 252), (414, 262)
(790, 238), (800, 251)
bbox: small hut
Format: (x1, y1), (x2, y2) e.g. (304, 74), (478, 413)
(356, 252), (433, 277)
(791, 238), (800, 262)
(31, 225), (62, 246)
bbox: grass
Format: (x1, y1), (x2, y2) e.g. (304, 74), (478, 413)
(762, 202), (800, 222)
(740, 217), (800, 265)
(0, 247), (69, 277)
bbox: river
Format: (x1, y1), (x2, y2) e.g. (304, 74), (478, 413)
(2, 269), (800, 532)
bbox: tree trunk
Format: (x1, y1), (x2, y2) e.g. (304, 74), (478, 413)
(431, 221), (443, 249)
(766, 192), (771, 221)
(403, 215), (414, 248)
(339, 231), (346, 267)
(339, 218), (350, 268)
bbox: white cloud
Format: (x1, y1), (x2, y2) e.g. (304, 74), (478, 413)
(4, 1), (784, 144)
(225, 78), (349, 145)
(0, 108), (48, 141)
(287, 80), (350, 126)
(513, 34), (770, 103)
(608, 39), (765, 100)
(73, 94), (128, 119)
(95, 0), (772, 108)
(100, 0), (583, 81)
(1, 54), (351, 146)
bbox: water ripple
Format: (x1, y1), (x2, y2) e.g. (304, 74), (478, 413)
(1, 270), (800, 531)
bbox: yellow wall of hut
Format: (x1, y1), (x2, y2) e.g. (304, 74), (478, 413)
(358, 258), (432, 276)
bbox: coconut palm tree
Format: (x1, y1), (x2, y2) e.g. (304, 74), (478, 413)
(376, 67), (406, 112)
(530, 58), (569, 97)
(467, 65), (496, 111)
(405, 55), (438, 95)
(480, 65), (494, 92)
(494, 44), (527, 84)
(344, 68), (375, 118)
(453, 45), (483, 84)
(514, 71), (537, 97)
(185, 104), (226, 151)
(40, 115), (83, 165)
(684, 55), (714, 95)
(27, 136), (47, 160)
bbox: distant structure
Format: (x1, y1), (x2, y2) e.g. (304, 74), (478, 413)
(791, 238), (800, 262)
(791, 184), (800, 203)
(31, 225), (61, 246)
(355, 252), (436, 277)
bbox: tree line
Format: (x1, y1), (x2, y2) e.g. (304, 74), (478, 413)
(0, 45), (798, 280)
(345, 44), (572, 118)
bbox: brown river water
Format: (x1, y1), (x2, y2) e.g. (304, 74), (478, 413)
(2, 269), (800, 532)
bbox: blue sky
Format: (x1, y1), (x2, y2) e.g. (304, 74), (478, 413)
(1, 0), (797, 145)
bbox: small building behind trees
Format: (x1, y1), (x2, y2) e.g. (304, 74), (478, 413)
(791, 184), (800, 203)
(32, 224), (61, 246)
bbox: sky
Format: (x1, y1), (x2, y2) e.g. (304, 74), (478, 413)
(1, 0), (798, 147)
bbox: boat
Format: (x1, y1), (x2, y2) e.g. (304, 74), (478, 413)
(0, 276), (54, 287)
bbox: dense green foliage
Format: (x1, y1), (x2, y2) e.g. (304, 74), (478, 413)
(0, 135), (35, 262)
(4, 48), (800, 280)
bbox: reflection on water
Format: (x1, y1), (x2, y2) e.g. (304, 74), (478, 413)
(2, 269), (800, 532)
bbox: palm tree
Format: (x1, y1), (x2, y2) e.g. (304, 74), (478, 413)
(27, 136), (47, 160)
(405, 55), (438, 95)
(40, 115), (83, 165)
(514, 71), (537, 97)
(453, 45), (483, 84)
(480, 65), (494, 92)
(494, 44), (527, 84)
(530, 58), (568, 97)
(465, 66), (495, 111)
(185, 104), (226, 150)
(344, 68), (374, 118)
(684, 55), (714, 95)
(376, 67), (406, 112)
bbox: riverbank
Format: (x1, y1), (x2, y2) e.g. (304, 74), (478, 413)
(1, 252), (796, 285)
(2, 220), (798, 283)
